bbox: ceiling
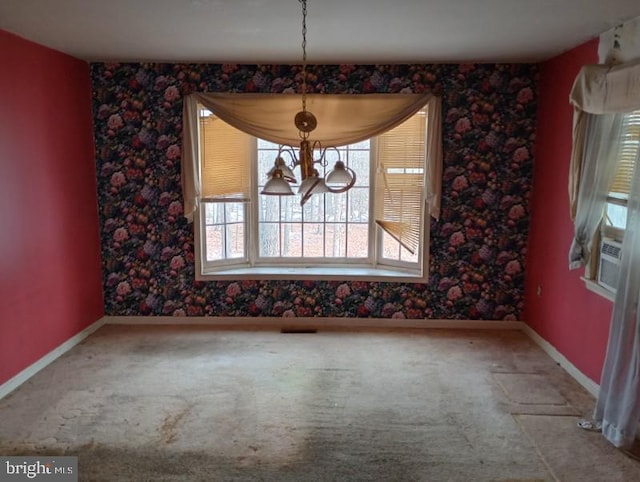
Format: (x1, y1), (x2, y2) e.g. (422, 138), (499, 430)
(1, 0), (640, 64)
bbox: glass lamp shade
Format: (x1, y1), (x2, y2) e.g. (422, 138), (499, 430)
(299, 176), (329, 206)
(261, 169), (294, 195)
(268, 156), (297, 183)
(298, 176), (329, 195)
(325, 161), (354, 187)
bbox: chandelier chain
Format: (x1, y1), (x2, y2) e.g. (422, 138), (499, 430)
(300, 0), (307, 114)
(263, 0), (355, 201)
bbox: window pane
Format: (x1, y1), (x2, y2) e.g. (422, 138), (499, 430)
(259, 195), (280, 222)
(303, 223), (324, 257)
(281, 223), (302, 257)
(198, 108), (433, 274)
(205, 203), (225, 225)
(281, 195), (302, 222)
(346, 224), (369, 258)
(290, 164), (302, 182)
(205, 225), (224, 261)
(258, 139), (279, 149)
(258, 150), (279, 186)
(225, 202), (244, 223)
(326, 224), (346, 257)
(351, 139), (370, 150)
(381, 230), (401, 261)
(226, 223), (245, 258)
(259, 223), (280, 257)
(400, 244), (419, 263)
(605, 202), (628, 229)
(349, 149), (370, 185)
(302, 194), (325, 222)
(204, 204), (214, 224)
(255, 138), (377, 264)
(348, 187), (369, 222)
(324, 149), (341, 167)
(257, 171), (269, 189)
(325, 192), (347, 222)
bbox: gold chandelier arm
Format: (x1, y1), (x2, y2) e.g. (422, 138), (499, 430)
(309, 142), (341, 168)
(277, 145), (300, 167)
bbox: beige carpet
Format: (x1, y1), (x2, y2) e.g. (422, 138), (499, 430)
(0, 325), (638, 481)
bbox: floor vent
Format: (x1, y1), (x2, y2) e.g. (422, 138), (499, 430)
(280, 328), (318, 334)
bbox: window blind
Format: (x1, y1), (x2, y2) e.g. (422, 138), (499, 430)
(200, 112), (253, 202)
(375, 109), (427, 254)
(609, 109), (640, 198)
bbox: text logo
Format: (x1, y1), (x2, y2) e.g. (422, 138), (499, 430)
(0, 457), (77, 481)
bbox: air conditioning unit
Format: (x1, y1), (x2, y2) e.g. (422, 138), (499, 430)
(598, 238), (622, 293)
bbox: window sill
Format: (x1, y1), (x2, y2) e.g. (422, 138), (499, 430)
(197, 266), (427, 283)
(581, 277), (615, 302)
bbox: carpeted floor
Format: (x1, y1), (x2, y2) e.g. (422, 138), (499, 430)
(0, 325), (639, 481)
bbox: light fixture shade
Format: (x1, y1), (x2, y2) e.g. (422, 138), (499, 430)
(268, 156), (297, 183)
(299, 176), (329, 206)
(298, 176), (328, 195)
(325, 161), (354, 187)
(261, 169), (294, 195)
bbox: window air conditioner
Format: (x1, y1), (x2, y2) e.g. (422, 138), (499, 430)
(598, 238), (622, 293)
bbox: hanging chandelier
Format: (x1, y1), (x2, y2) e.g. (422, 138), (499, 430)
(260, 0), (356, 206)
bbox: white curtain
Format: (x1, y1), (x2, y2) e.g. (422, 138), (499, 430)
(426, 96), (443, 219)
(568, 113), (623, 270)
(188, 92), (432, 145)
(181, 95), (201, 223)
(570, 59), (640, 448)
(595, 145), (640, 447)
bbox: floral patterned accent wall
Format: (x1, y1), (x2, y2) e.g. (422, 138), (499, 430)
(91, 63), (537, 320)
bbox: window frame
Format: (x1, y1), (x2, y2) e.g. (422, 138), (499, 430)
(193, 121), (431, 283)
(586, 109), (640, 300)
(252, 139), (376, 266)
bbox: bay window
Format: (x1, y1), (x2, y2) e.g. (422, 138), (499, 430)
(182, 93), (442, 281)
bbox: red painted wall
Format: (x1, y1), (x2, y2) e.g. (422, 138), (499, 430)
(0, 30), (104, 386)
(524, 38), (612, 384)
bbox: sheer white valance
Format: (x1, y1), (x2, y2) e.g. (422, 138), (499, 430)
(569, 59), (640, 222)
(188, 92), (432, 146)
(568, 113), (623, 271)
(182, 92), (440, 223)
(570, 59), (640, 115)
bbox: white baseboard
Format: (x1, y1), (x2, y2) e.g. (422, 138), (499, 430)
(0, 316), (107, 400)
(521, 325), (600, 397)
(104, 315), (525, 331)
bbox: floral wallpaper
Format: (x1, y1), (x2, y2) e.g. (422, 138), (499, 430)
(91, 63), (537, 320)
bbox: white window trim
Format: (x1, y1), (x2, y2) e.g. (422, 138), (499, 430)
(578, 108), (640, 301)
(194, 146), (430, 283)
(582, 276), (615, 302)
(194, 204), (430, 283)
(193, 112), (432, 283)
